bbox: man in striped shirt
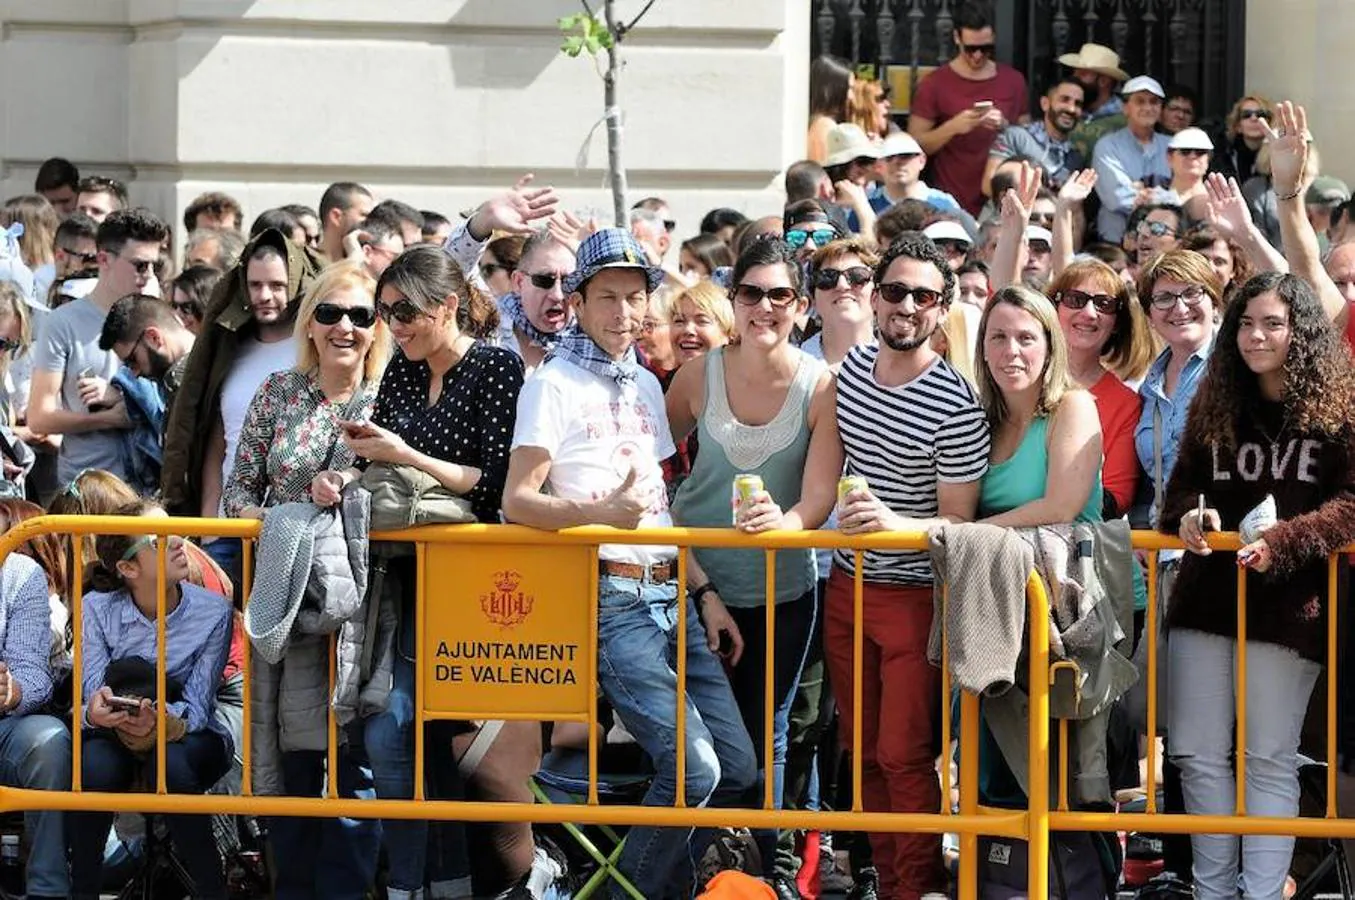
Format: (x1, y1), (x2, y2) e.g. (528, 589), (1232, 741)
(827, 232), (991, 900)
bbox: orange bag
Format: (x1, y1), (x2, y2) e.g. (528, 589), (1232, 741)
(699, 870), (776, 899)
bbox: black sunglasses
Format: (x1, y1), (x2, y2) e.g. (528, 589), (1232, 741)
(877, 282), (945, 308)
(314, 302), (377, 329)
(663, 220), (677, 233)
(1054, 289), (1120, 315)
(961, 42), (996, 56)
(125, 258), (156, 275)
(1239, 109), (1272, 121)
(376, 298), (425, 324)
(528, 272), (566, 290)
(813, 266), (873, 291)
(1172, 148), (1210, 158)
(61, 247), (98, 265)
(732, 284), (799, 308)
(171, 300), (198, 316)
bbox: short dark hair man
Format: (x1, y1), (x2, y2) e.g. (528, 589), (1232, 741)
(368, 199), (424, 248)
(35, 157), (80, 216)
(183, 191), (244, 234)
(53, 214), (99, 280)
(281, 204), (321, 249)
(99, 293), (196, 411)
(318, 182), (374, 262)
(503, 228), (756, 899)
(986, 77), (1086, 192)
(420, 210), (452, 245)
(75, 176), (129, 224)
(28, 208), (169, 484)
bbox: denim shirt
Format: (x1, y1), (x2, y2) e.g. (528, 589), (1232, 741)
(1134, 340), (1213, 528)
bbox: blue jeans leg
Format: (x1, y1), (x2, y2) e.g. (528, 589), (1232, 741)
(596, 575), (756, 899)
(0, 714), (71, 897)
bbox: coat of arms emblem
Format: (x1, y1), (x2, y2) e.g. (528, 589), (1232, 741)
(481, 570), (534, 628)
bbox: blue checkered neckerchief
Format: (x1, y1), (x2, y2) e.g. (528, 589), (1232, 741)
(500, 292), (559, 350)
(548, 323), (638, 389)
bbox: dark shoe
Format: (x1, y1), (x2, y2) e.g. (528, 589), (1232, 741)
(846, 866), (879, 900)
(770, 875), (802, 900)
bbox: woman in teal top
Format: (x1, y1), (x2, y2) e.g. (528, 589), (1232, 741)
(666, 236), (841, 866)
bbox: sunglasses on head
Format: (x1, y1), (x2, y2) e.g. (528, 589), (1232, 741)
(313, 302), (377, 329)
(528, 272), (565, 290)
(376, 298), (425, 324)
(785, 229), (836, 251)
(732, 284), (799, 308)
(1239, 108), (1271, 121)
(961, 42), (996, 56)
(813, 266), (873, 291)
(1054, 289), (1120, 315)
(877, 282), (945, 308)
(1139, 221), (1178, 238)
(120, 534), (158, 562)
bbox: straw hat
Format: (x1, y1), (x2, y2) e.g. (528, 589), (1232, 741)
(1057, 43), (1129, 82)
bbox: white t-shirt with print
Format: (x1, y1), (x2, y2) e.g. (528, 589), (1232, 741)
(512, 356), (676, 565)
(219, 335), (297, 513)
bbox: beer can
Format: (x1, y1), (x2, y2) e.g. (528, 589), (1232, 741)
(731, 474), (764, 524)
(838, 475), (868, 504)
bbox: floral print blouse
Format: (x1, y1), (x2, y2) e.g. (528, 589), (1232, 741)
(222, 368), (377, 517)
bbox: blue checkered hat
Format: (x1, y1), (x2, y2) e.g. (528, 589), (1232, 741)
(562, 227), (665, 296)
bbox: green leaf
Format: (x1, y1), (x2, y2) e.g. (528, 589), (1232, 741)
(562, 34), (586, 56)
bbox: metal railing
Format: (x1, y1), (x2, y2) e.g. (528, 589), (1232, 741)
(0, 515), (1348, 899)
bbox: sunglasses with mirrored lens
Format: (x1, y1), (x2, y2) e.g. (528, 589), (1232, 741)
(314, 303), (377, 329)
(877, 282), (945, 308)
(732, 284), (799, 308)
(813, 266), (873, 291)
(785, 229), (836, 251)
(1239, 109), (1271, 121)
(961, 42), (996, 56)
(528, 272), (564, 290)
(1139, 221), (1178, 238)
(1055, 290), (1120, 314)
(376, 299), (425, 324)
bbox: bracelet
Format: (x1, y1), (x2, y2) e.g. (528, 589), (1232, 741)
(1275, 185), (1303, 201)
(690, 583), (717, 604)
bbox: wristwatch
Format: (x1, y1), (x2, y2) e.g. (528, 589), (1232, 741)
(690, 582), (717, 604)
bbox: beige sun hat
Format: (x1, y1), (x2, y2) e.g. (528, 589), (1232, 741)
(824, 123), (882, 168)
(1057, 43), (1129, 82)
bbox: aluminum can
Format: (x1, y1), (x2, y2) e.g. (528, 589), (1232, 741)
(731, 474), (764, 524)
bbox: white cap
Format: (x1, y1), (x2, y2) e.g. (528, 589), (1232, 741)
(878, 132), (923, 158)
(1025, 225), (1053, 246)
(824, 123), (882, 168)
(1169, 126), (1215, 151)
(1121, 75), (1165, 99)
(923, 220), (971, 246)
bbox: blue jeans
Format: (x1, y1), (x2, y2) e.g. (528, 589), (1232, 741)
(0, 714), (70, 897)
(69, 730), (231, 899)
(268, 724), (382, 900)
(364, 592), (468, 893)
(596, 574), (757, 900)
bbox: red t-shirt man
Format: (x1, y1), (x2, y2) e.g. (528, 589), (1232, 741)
(909, 19), (1028, 217)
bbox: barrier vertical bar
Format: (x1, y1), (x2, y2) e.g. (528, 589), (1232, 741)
(1235, 563), (1247, 815)
(940, 584), (952, 815)
(71, 550), (84, 793)
(851, 550), (864, 812)
(414, 541), (426, 802)
(1145, 549), (1159, 813)
(327, 635), (338, 798)
(588, 545), (601, 806)
(155, 537), (168, 794)
(1057, 717), (1069, 812)
(957, 691), (980, 900)
(764, 549), (776, 810)
(1026, 573), (1051, 900)
(242, 537), (254, 796)
(1328, 552), (1339, 818)
(675, 546), (687, 809)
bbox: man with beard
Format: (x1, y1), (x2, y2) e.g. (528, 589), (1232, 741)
(827, 232), (989, 899)
(494, 230), (576, 374)
(986, 77), (1086, 192)
(99, 293), (197, 414)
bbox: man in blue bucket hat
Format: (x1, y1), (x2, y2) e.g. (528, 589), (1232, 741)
(504, 227), (757, 898)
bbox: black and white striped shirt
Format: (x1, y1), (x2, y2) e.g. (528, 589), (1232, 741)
(833, 346), (990, 585)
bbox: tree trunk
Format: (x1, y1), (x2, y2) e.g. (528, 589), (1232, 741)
(602, 0), (627, 227)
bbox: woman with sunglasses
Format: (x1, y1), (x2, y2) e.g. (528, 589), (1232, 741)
(329, 245), (531, 899)
(68, 499), (234, 900)
(666, 235), (841, 880)
(1218, 94), (1275, 182)
(478, 234), (525, 300)
(222, 260), (387, 900)
(1134, 204), (1184, 268)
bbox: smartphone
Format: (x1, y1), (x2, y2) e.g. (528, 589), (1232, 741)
(340, 420), (376, 438)
(973, 100), (995, 110)
(106, 695), (145, 712)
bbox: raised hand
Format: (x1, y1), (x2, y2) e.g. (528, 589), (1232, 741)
(1203, 173), (1254, 238)
(1259, 102), (1312, 196)
(1000, 161), (1043, 227)
(1056, 169), (1097, 208)
(470, 174), (562, 237)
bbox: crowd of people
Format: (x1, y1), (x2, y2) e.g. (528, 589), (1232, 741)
(0, 2), (1349, 899)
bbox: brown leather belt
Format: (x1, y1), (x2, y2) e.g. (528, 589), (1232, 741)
(599, 559), (676, 583)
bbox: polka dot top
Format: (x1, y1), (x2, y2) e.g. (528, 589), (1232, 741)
(372, 342), (526, 523)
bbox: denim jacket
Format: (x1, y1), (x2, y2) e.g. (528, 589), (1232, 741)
(1134, 340), (1213, 529)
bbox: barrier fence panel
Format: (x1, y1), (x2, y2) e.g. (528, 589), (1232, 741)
(1, 515), (1353, 900)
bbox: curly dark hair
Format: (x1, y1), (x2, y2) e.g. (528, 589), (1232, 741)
(1189, 272), (1355, 452)
(874, 231), (956, 301)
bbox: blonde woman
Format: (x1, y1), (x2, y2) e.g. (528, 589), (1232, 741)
(666, 279), (735, 365)
(0, 195), (58, 298)
(976, 284), (1103, 526)
(1220, 94), (1275, 182)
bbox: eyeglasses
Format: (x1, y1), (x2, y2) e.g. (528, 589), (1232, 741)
(813, 266), (873, 291)
(479, 263), (510, 280)
(528, 272), (566, 290)
(61, 247), (98, 265)
(877, 282), (945, 308)
(961, 42), (996, 56)
(1239, 108), (1271, 121)
(120, 534), (157, 562)
(123, 258), (156, 275)
(118, 332), (146, 368)
(1150, 284), (1208, 309)
(313, 303), (377, 329)
(785, 229), (835, 251)
(376, 298), (425, 324)
(1138, 221), (1179, 238)
(1054, 290), (1120, 315)
(1172, 148), (1210, 158)
(1164, 103), (1194, 115)
(732, 284), (799, 308)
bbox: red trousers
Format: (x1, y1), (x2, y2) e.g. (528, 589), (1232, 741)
(823, 568), (945, 900)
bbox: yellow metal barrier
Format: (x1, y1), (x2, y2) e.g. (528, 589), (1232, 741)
(0, 515), (1350, 899)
